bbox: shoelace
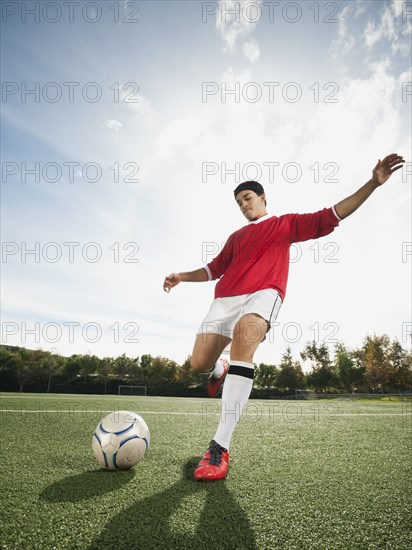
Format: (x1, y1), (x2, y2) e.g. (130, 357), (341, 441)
(208, 441), (226, 466)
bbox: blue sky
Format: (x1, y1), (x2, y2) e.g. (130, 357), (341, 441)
(1, 0), (411, 368)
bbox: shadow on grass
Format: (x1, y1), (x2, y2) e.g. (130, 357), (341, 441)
(88, 457), (257, 550)
(39, 469), (135, 502)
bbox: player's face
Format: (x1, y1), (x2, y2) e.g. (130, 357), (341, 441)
(236, 190), (267, 221)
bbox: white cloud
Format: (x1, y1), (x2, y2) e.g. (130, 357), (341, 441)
(120, 88), (157, 123)
(331, 1), (411, 63)
(156, 66), (308, 174)
(391, 0), (404, 17)
(216, 0), (262, 62)
(363, 1), (412, 56)
(300, 58), (401, 168)
(243, 40), (260, 63)
(103, 119), (123, 131)
(364, 4), (394, 49)
(216, 0), (257, 51)
(156, 59), (406, 234)
(157, 116), (205, 160)
(329, 3), (356, 61)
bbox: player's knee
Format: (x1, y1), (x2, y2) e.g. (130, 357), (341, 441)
(233, 319), (267, 345)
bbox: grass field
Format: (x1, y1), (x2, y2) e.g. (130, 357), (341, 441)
(0, 393), (411, 549)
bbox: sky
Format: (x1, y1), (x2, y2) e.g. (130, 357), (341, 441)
(1, 0), (411, 370)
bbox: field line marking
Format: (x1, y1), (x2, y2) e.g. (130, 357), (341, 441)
(1, 409), (411, 417)
(0, 393), (209, 403)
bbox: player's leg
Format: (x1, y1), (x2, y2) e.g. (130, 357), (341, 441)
(190, 332), (231, 373)
(191, 332), (231, 398)
(194, 313), (267, 482)
(194, 290), (282, 481)
(212, 313), (268, 450)
(230, 312), (269, 362)
(191, 296), (237, 396)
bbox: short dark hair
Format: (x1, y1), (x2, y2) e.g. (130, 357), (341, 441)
(234, 180), (265, 197)
(234, 181), (267, 206)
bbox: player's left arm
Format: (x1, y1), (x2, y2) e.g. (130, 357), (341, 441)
(334, 153), (405, 220)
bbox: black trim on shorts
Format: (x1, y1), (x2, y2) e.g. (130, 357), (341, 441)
(269, 293), (282, 324)
(228, 364), (255, 379)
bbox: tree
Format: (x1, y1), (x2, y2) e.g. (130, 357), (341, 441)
(0, 347), (20, 389)
(301, 341), (336, 392)
(387, 339), (412, 391)
(177, 356), (192, 391)
(254, 363), (278, 389)
(357, 335), (392, 392)
(128, 356), (142, 386)
(63, 354), (83, 383)
(113, 353), (133, 382)
(1, 335), (409, 396)
(14, 348), (45, 392)
(140, 354), (153, 387)
(148, 356), (179, 393)
(80, 353), (100, 384)
(41, 350), (64, 393)
(277, 346), (305, 393)
(176, 356), (203, 391)
(334, 341), (365, 392)
(98, 357), (114, 394)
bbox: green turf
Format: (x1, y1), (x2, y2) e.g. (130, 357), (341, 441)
(0, 394), (411, 549)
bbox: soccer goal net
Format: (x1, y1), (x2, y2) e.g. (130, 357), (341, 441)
(118, 385), (147, 396)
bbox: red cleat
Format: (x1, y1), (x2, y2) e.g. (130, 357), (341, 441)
(207, 360), (229, 398)
(194, 440), (229, 481)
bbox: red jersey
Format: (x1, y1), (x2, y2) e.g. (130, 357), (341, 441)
(204, 206), (341, 301)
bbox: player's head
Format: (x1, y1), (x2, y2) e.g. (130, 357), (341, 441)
(234, 181), (267, 221)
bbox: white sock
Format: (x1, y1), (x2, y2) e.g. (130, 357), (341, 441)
(211, 360), (225, 379)
(213, 361), (254, 451)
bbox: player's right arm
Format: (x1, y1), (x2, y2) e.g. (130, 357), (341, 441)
(164, 232), (236, 292)
(163, 268), (208, 293)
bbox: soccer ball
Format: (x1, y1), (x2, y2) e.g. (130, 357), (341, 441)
(92, 410), (150, 470)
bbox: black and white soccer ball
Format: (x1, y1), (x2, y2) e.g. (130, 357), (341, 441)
(92, 410), (150, 470)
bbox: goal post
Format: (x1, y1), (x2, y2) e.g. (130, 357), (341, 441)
(118, 385), (147, 396)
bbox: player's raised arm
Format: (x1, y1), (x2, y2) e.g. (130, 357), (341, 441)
(163, 268), (209, 293)
(334, 153), (405, 220)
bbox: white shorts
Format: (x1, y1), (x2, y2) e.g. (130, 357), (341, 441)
(197, 289), (283, 340)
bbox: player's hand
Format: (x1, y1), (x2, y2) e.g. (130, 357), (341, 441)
(372, 153), (405, 186)
(163, 273), (181, 293)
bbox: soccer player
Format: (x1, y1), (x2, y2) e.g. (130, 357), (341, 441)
(163, 153), (405, 481)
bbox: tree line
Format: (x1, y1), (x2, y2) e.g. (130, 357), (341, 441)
(0, 334), (411, 396)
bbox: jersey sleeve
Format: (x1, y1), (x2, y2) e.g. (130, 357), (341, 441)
(287, 206), (341, 244)
(205, 234), (235, 280)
